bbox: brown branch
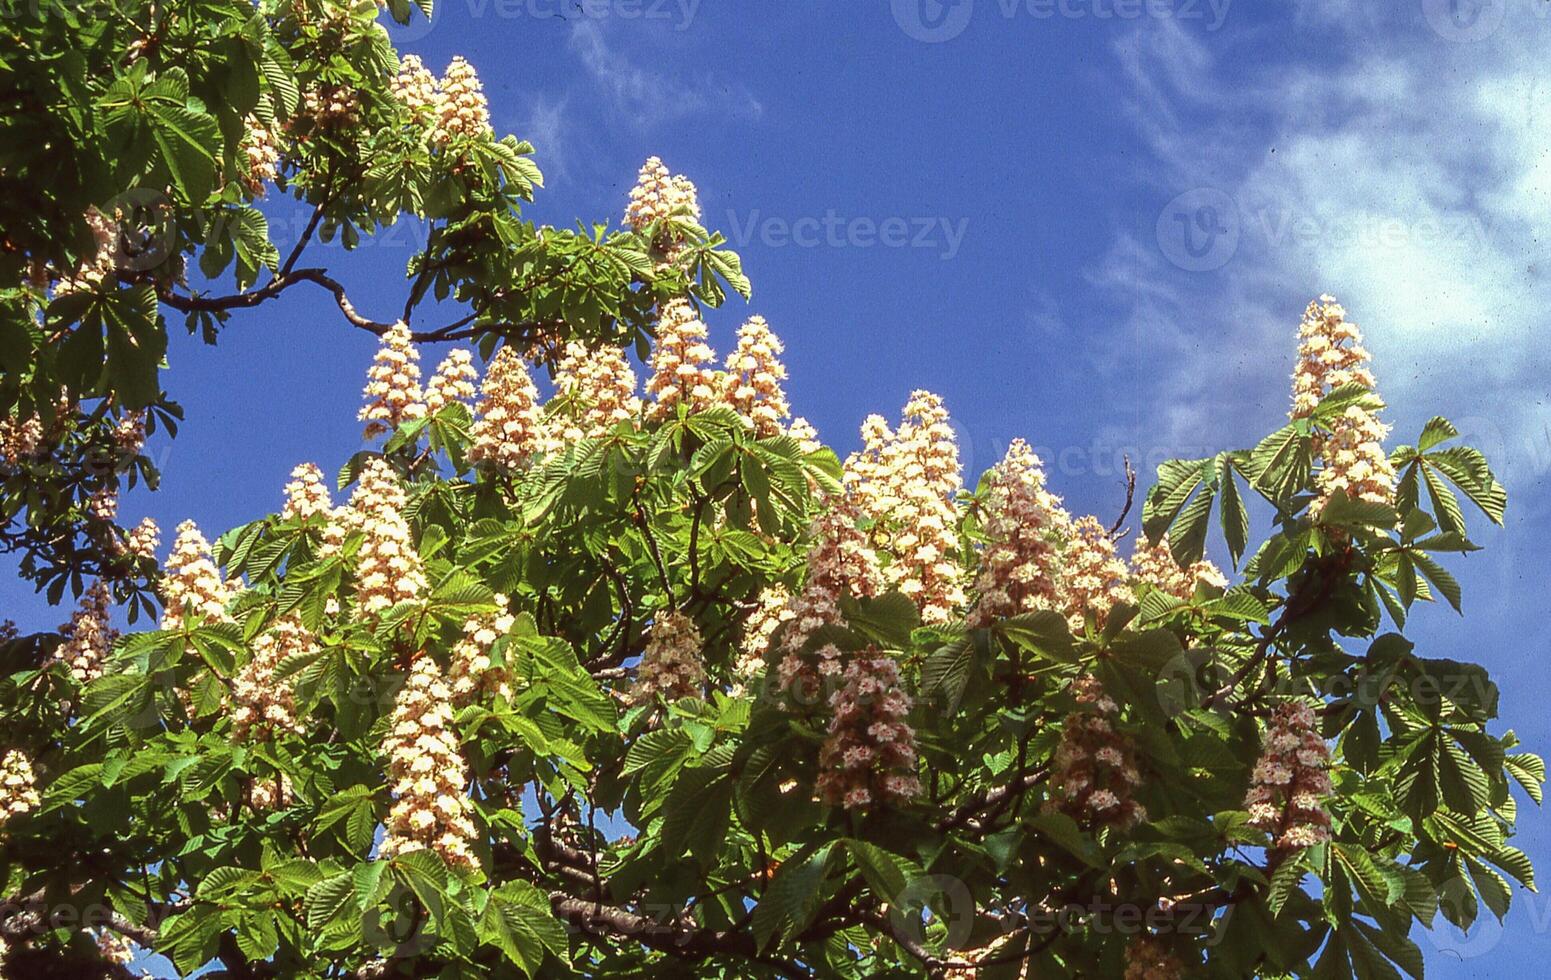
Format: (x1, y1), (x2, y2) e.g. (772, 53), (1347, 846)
(158, 271), (561, 343)
(937, 766), (1048, 833)
(1107, 454), (1137, 539)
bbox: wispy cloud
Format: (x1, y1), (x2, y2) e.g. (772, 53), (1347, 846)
(567, 20), (762, 129)
(1093, 13), (1551, 488)
(517, 93), (572, 180)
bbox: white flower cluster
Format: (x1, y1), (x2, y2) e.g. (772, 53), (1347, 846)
(160, 520), (235, 630)
(434, 56), (493, 145)
(1056, 516), (1134, 633)
(240, 115), (281, 196)
(776, 496), (882, 701)
(787, 417), (820, 454)
(347, 460), (427, 617)
(542, 342), (642, 450)
(448, 597), (517, 705)
(0, 413), (43, 466)
(645, 299), (720, 421)
(114, 411), (146, 456)
(1123, 935), (1184, 980)
(231, 617), (314, 741)
(720, 316), (791, 438)
(630, 610), (707, 705)
(1130, 535), (1227, 603)
(301, 84), (359, 130)
(1291, 296), (1395, 514)
(1291, 294), (1376, 419)
(247, 773), (295, 812)
(88, 488), (118, 523)
(1047, 675), (1146, 830)
(0, 750), (40, 825)
(359, 321), (428, 440)
(425, 348), (479, 415)
(816, 654), (920, 810)
(57, 581), (118, 684)
(94, 928), (136, 966)
(1317, 404), (1396, 513)
(391, 54), (441, 118)
(845, 391), (966, 624)
(969, 439), (1066, 627)
(624, 156), (701, 261)
(732, 585), (795, 693)
(469, 347), (544, 471)
(121, 516), (160, 562)
(53, 206), (118, 297)
(380, 656), (478, 871)
(1245, 700), (1333, 850)
(281, 462), (334, 522)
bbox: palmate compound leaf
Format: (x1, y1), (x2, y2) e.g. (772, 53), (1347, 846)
(1142, 452), (1252, 565)
(480, 880), (568, 976)
(752, 843), (835, 951)
(842, 839), (927, 910)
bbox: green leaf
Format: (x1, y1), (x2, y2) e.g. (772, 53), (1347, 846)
(148, 101), (222, 203)
(844, 839), (925, 908)
(1218, 454), (1250, 566)
(1505, 752), (1545, 805)
(305, 872), (359, 933)
(660, 765), (733, 865)
(752, 843), (834, 951)
(481, 880), (566, 976)
(392, 848), (450, 926)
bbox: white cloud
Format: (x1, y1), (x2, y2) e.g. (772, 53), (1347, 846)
(518, 94), (571, 180)
(567, 20), (762, 128)
(1093, 14), (1551, 489)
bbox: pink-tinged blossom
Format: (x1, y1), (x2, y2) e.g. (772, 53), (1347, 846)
(969, 439), (1068, 627)
(1047, 675), (1146, 830)
(1245, 700), (1333, 851)
(776, 496), (883, 702)
(816, 653), (921, 810)
(57, 582), (118, 684)
(630, 610), (707, 705)
(624, 156), (701, 262)
(231, 617), (314, 741)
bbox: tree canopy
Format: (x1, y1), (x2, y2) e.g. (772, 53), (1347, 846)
(0, 2), (1539, 979)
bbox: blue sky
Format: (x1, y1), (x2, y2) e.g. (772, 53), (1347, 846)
(9, 0), (1551, 974)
